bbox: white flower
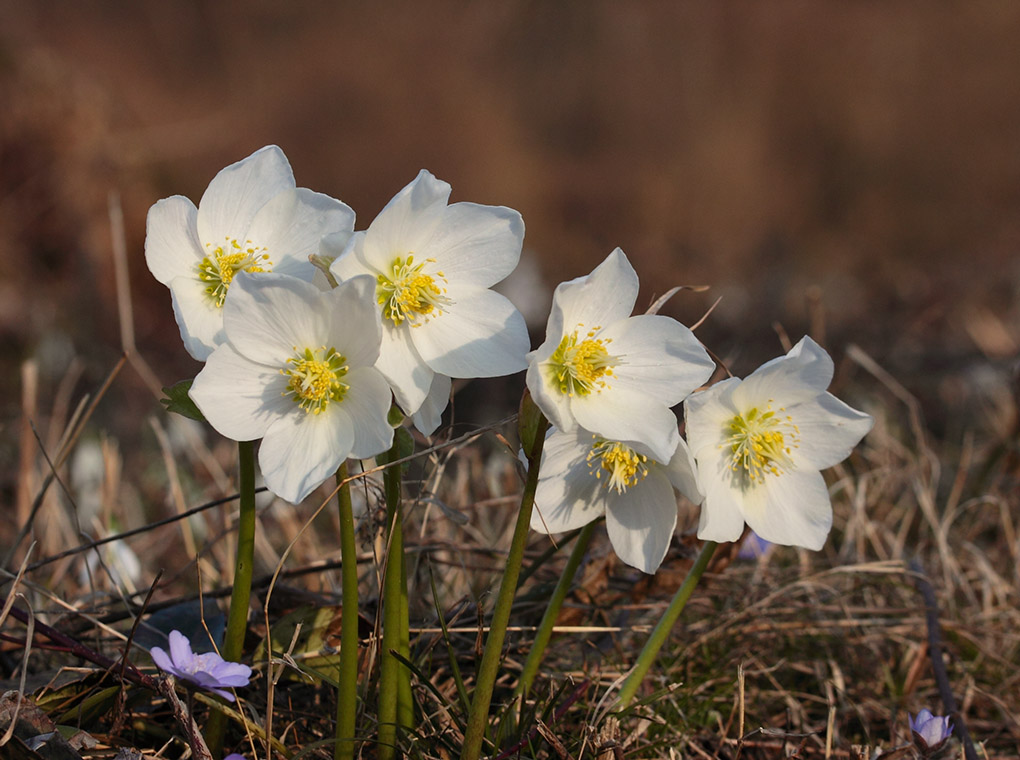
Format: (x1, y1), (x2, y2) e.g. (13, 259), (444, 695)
(328, 170), (529, 429)
(526, 248), (715, 463)
(531, 424), (702, 573)
(145, 145), (356, 361)
(189, 273), (393, 503)
(684, 336), (873, 550)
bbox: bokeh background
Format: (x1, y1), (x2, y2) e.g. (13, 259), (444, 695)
(2, 1), (1019, 463)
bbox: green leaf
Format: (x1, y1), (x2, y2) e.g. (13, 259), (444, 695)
(160, 379), (206, 422)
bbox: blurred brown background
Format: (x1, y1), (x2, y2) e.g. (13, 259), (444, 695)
(2, 1), (1019, 449)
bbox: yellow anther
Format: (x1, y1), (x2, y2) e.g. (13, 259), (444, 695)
(197, 237), (272, 307)
(376, 254), (451, 326)
(548, 326), (616, 397)
(722, 403), (799, 486)
(587, 438), (649, 494)
(281, 346), (349, 414)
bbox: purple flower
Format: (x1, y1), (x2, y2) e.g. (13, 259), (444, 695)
(737, 531), (773, 560)
(224, 755), (246, 760)
(909, 709), (953, 753)
(150, 630), (252, 701)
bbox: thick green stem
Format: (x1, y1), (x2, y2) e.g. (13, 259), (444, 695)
(515, 521), (596, 703)
(335, 463), (359, 760)
(205, 440), (257, 758)
(378, 441), (410, 760)
(616, 540), (718, 708)
(460, 415), (548, 760)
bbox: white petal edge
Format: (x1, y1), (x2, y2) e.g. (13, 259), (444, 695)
(742, 468), (833, 551)
(196, 145), (295, 247)
(168, 276), (226, 361)
(410, 288), (529, 378)
(418, 201), (524, 288)
(571, 387), (680, 464)
(789, 392), (873, 470)
(259, 406), (354, 504)
(732, 336), (835, 410)
(412, 373), (452, 436)
(145, 196), (202, 285)
(358, 170), (451, 273)
(189, 343), (291, 441)
(531, 428), (606, 534)
(342, 366), (396, 460)
(604, 469), (677, 573)
(553, 248), (639, 334)
(376, 322), (433, 415)
(325, 276), (383, 369)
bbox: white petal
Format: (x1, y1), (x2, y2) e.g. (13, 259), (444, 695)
(604, 469), (677, 573)
(790, 393), (873, 470)
(259, 407), (354, 503)
(553, 248), (638, 333)
(412, 373), (451, 436)
(419, 202), (524, 288)
(571, 388), (680, 464)
(328, 231), (371, 280)
(189, 344), (290, 441)
(695, 449), (749, 543)
(665, 437), (703, 504)
(168, 276), (225, 361)
(742, 469), (833, 551)
(376, 322), (433, 415)
(341, 366), (396, 459)
(326, 276), (383, 368)
(411, 288), (529, 378)
(531, 428), (606, 534)
(196, 145), (295, 246)
(359, 170), (451, 272)
(247, 187), (356, 281)
(732, 336), (834, 410)
(525, 359), (576, 432)
(222, 273), (330, 366)
(683, 378), (742, 459)
(600, 314), (715, 402)
(145, 196), (202, 285)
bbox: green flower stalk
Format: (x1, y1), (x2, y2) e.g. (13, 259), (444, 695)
(205, 439), (258, 759)
(616, 540), (717, 708)
(335, 463), (359, 760)
(460, 396), (548, 760)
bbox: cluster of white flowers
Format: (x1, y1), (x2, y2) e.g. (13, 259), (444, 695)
(146, 145), (872, 569)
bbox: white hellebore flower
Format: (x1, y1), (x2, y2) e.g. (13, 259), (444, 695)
(684, 336), (873, 550)
(527, 248), (715, 463)
(145, 145), (356, 360)
(531, 425), (702, 573)
(327, 170), (529, 433)
(189, 273), (393, 504)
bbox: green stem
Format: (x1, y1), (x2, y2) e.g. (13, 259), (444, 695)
(616, 540), (718, 708)
(515, 521), (596, 703)
(378, 442), (408, 760)
(459, 415), (548, 760)
(335, 463), (359, 760)
(205, 440), (257, 758)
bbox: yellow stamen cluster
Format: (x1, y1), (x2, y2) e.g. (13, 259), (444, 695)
(722, 402), (799, 485)
(548, 327), (616, 397)
(197, 237), (272, 307)
(281, 346), (349, 415)
(587, 438), (649, 494)
(376, 254), (450, 326)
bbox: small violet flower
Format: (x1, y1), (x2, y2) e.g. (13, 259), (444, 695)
(527, 248), (715, 464)
(531, 423), (702, 573)
(328, 170), (530, 433)
(145, 145), (356, 361)
(188, 272), (394, 503)
(909, 709), (953, 753)
(150, 630), (252, 702)
(685, 336), (873, 550)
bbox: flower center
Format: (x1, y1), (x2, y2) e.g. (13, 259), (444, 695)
(548, 327), (617, 397)
(376, 254), (450, 327)
(197, 238), (272, 307)
(281, 346), (349, 415)
(587, 438), (649, 494)
(722, 402), (799, 485)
